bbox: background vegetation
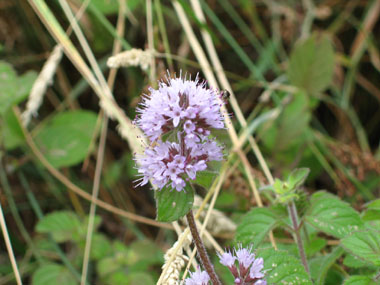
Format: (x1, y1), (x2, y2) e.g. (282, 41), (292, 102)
(0, 0), (380, 284)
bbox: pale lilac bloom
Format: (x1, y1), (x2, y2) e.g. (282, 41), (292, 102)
(235, 244), (256, 269)
(218, 244), (266, 285)
(185, 269), (210, 285)
(135, 138), (223, 192)
(135, 74), (225, 142)
(217, 250), (236, 268)
(249, 258), (265, 279)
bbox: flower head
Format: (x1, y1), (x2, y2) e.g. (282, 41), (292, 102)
(135, 137), (223, 192)
(218, 244), (266, 285)
(135, 74), (225, 142)
(235, 244), (256, 269)
(185, 269), (210, 285)
(249, 257), (265, 279)
(217, 250), (236, 268)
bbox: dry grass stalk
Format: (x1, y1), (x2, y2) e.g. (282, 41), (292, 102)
(161, 231), (192, 285)
(192, 195), (236, 235)
(22, 44), (63, 126)
(107, 48), (153, 71)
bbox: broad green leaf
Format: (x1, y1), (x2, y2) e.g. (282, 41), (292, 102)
(156, 184), (194, 222)
(97, 257), (122, 277)
(0, 61), (37, 114)
(304, 191), (363, 238)
(193, 170), (218, 189)
(288, 168), (310, 189)
(287, 34), (335, 95)
(343, 254), (372, 269)
(1, 108), (24, 150)
(256, 248), (312, 284)
(313, 246), (344, 284)
(366, 199), (380, 210)
(341, 229), (380, 266)
(36, 211), (81, 242)
(344, 276), (376, 285)
(32, 264), (76, 285)
(305, 236), (327, 257)
(35, 110), (97, 168)
(78, 233), (111, 261)
(259, 92), (311, 157)
(236, 206), (285, 247)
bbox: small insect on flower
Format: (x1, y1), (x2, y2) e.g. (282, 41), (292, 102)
(221, 90), (231, 102)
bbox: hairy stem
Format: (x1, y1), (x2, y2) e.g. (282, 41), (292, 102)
(186, 210), (221, 285)
(288, 201), (310, 275)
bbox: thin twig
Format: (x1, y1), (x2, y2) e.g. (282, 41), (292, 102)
(80, 117), (108, 285)
(0, 200), (23, 285)
(12, 106), (172, 230)
(81, 2), (126, 281)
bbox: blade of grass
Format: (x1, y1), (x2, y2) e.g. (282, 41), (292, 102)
(18, 172), (85, 284)
(81, 1), (126, 282)
(199, 0), (264, 80)
(13, 106), (173, 230)
(0, 163), (43, 264)
(0, 192), (23, 285)
(154, 0), (174, 69)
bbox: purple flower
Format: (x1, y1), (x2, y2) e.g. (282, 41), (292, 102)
(235, 244), (255, 269)
(218, 244), (266, 285)
(135, 138), (223, 192)
(185, 269), (210, 285)
(135, 74), (225, 142)
(249, 257), (265, 279)
(218, 250), (236, 268)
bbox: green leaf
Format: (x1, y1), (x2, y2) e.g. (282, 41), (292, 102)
(155, 184), (194, 222)
(304, 191), (363, 238)
(366, 199), (380, 210)
(312, 246), (344, 284)
(87, 234), (112, 260)
(256, 248), (312, 284)
(305, 237), (327, 257)
(0, 61), (37, 115)
(344, 276), (377, 285)
(288, 168), (310, 189)
(287, 34), (335, 95)
(343, 254), (372, 269)
(35, 110), (97, 168)
(193, 160), (221, 189)
(236, 206), (285, 247)
(36, 211), (81, 242)
(259, 92), (311, 157)
(1, 108), (24, 150)
(32, 264), (76, 285)
(341, 229), (380, 266)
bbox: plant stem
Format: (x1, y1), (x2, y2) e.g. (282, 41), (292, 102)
(288, 201), (310, 275)
(186, 210), (221, 285)
(374, 270), (380, 282)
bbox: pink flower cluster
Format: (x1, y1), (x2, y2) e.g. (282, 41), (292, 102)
(186, 244), (266, 285)
(134, 74), (225, 192)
